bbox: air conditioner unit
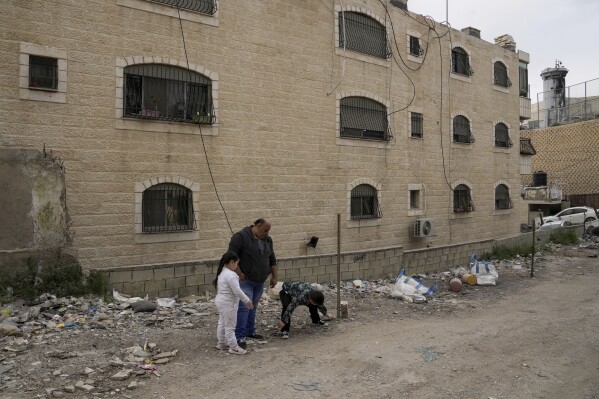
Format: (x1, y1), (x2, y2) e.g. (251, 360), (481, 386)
(413, 218), (433, 237)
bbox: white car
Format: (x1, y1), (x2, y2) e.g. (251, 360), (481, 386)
(537, 220), (573, 231)
(541, 206), (598, 225)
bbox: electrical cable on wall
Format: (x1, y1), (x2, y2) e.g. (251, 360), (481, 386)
(177, 8), (234, 235)
(327, 0), (347, 96)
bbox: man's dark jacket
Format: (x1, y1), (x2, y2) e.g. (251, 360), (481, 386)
(228, 226), (276, 282)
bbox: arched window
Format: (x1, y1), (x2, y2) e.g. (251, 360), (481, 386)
(124, 64), (213, 124)
(495, 123), (512, 147)
(451, 47), (471, 76)
(494, 61), (510, 87)
(351, 184), (381, 220)
(453, 184), (474, 212)
(453, 115), (474, 143)
(495, 184), (512, 209)
(339, 12), (389, 59)
(142, 183), (195, 232)
(340, 97), (391, 141)
(146, 0), (217, 15)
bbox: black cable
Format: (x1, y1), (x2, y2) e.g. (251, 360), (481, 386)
(177, 8), (234, 235)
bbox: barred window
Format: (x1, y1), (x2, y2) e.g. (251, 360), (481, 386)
(29, 55), (58, 90)
(339, 12), (389, 59)
(411, 112), (423, 138)
(409, 36), (423, 57)
(495, 123), (512, 148)
(495, 184), (512, 210)
(340, 97), (391, 141)
(453, 115), (474, 144)
(453, 184), (474, 213)
(145, 0), (216, 15)
(494, 61), (510, 87)
(451, 47), (471, 76)
(142, 183), (195, 232)
(351, 184), (382, 220)
(124, 64), (213, 124)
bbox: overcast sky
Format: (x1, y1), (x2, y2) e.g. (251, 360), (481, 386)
(409, 0), (599, 102)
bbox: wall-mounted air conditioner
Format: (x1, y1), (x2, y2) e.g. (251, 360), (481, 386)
(413, 218), (433, 237)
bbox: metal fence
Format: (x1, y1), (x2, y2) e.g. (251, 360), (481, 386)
(528, 78), (599, 129)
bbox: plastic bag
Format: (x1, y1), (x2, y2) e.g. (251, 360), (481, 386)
(390, 270), (435, 302)
(468, 254), (499, 285)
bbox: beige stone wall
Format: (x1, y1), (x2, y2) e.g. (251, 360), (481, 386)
(521, 119), (599, 196)
(0, 0), (524, 271)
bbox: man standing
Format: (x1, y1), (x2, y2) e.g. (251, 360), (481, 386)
(228, 218), (277, 349)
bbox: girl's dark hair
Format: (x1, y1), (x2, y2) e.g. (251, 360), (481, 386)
(213, 250), (240, 290)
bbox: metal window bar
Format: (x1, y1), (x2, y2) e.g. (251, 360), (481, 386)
(124, 64), (213, 124)
(142, 184), (195, 233)
(494, 62), (511, 87)
(451, 48), (473, 76)
(495, 185), (512, 209)
(454, 185), (474, 212)
(411, 112), (423, 138)
(453, 116), (474, 143)
(341, 97), (391, 141)
(494, 123), (512, 147)
(29, 55), (58, 90)
(146, 0), (216, 15)
(351, 184), (382, 220)
(339, 12), (390, 59)
(409, 36), (424, 57)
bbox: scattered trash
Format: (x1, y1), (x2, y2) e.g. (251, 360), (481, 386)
(468, 254), (499, 286)
(156, 298), (176, 307)
(390, 270), (436, 302)
(291, 381), (321, 391)
(449, 278), (462, 293)
(416, 346), (445, 362)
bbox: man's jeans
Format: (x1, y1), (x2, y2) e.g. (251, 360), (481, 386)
(235, 279), (264, 340)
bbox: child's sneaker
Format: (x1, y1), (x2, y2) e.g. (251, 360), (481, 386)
(215, 343), (227, 350)
(228, 347), (247, 355)
(313, 320), (328, 326)
(281, 331), (289, 339)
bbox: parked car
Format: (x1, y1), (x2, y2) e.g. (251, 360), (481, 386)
(541, 206), (598, 225)
(537, 220), (573, 231)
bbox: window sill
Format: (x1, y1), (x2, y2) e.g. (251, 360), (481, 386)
(336, 137), (391, 149)
(450, 72), (471, 83)
(407, 54), (423, 64)
(347, 218), (382, 228)
(335, 47), (390, 68)
(492, 85), (510, 94)
(408, 209), (424, 217)
(492, 146), (512, 153)
(135, 230), (200, 244)
(450, 211), (474, 220)
(117, 0), (219, 27)
(116, 118), (218, 136)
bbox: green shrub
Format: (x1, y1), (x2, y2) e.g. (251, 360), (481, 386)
(550, 229), (579, 245)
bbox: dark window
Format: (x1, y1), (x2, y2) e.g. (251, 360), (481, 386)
(495, 123), (512, 148)
(519, 62), (529, 97)
(124, 64), (213, 124)
(340, 97), (391, 141)
(145, 0), (216, 15)
(451, 47), (472, 76)
(454, 184), (474, 212)
(494, 61), (510, 87)
(142, 183), (194, 232)
(29, 55), (58, 90)
(409, 190), (420, 209)
(453, 115), (474, 143)
(495, 184), (512, 210)
(409, 36), (423, 57)
(411, 112), (423, 138)
(351, 184), (382, 220)
(339, 12), (389, 59)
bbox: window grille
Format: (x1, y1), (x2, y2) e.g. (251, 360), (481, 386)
(142, 183), (195, 232)
(409, 36), (423, 57)
(351, 184), (382, 220)
(339, 12), (389, 59)
(146, 0), (216, 15)
(453, 115), (474, 144)
(124, 64), (213, 124)
(411, 112), (423, 138)
(29, 55), (58, 90)
(451, 47), (472, 76)
(494, 123), (512, 148)
(453, 184), (474, 212)
(494, 61), (511, 87)
(495, 184), (512, 210)
(340, 97), (391, 141)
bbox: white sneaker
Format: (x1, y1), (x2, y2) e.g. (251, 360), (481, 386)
(228, 347), (247, 355)
(215, 343), (227, 350)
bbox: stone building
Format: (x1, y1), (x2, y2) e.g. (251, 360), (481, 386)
(0, 0), (531, 295)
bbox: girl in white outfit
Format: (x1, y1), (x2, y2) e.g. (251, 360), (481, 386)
(213, 250), (254, 355)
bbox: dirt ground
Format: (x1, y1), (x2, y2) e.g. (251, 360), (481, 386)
(1, 243), (598, 399)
